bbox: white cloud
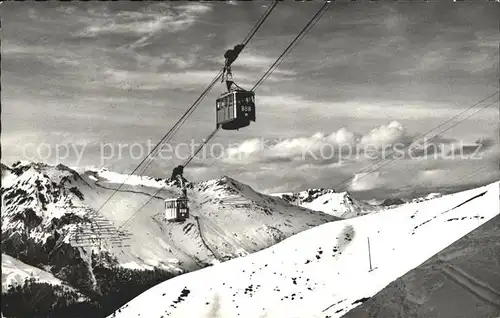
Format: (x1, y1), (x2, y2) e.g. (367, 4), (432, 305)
(177, 3), (212, 14)
(81, 13), (167, 36)
(359, 121), (408, 149)
(1, 131), (44, 149)
(1, 41), (53, 56)
(96, 66), (295, 91)
(474, 32), (499, 49)
(218, 118), (498, 171)
(78, 3), (212, 41)
(231, 53), (297, 76)
(383, 12), (409, 31)
(349, 171), (384, 191)
(97, 68), (229, 90)
(255, 94), (492, 120)
(417, 169), (450, 185)
(396, 42), (498, 76)
(226, 138), (263, 158)
(221, 122), (411, 165)
(330, 128), (357, 146)
(412, 167), (495, 190)
(55, 5), (77, 14)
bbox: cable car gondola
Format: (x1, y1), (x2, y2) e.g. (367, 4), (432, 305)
(165, 169), (189, 222)
(164, 197), (189, 222)
(217, 43), (256, 131)
(216, 88), (255, 130)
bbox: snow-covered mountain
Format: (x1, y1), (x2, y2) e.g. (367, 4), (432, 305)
(409, 192), (443, 203)
(379, 197), (406, 207)
(1, 161), (338, 296)
(77, 168), (339, 271)
(2, 253), (72, 293)
(2, 253), (89, 318)
(270, 188), (381, 218)
(107, 180), (500, 318)
(1, 163), (13, 176)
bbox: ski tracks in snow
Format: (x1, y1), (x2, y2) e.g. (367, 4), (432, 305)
(411, 191), (488, 235)
(194, 216), (219, 260)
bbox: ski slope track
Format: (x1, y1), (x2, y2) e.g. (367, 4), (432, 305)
(108, 181), (500, 318)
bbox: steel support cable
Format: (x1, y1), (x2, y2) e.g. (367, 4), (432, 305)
(119, 127), (223, 231)
(124, 4), (497, 232)
(319, 98), (498, 315)
(135, 1), (280, 177)
(329, 91), (500, 192)
(95, 3), (279, 215)
(450, 166), (492, 187)
(252, 1), (332, 92)
(331, 95), (499, 193)
(183, 126), (222, 167)
(318, 155), (497, 317)
(135, 70), (223, 177)
(242, 1), (280, 45)
(119, 3), (332, 229)
(94, 70), (222, 215)
(180, 2), (332, 170)
(140, 1), (279, 170)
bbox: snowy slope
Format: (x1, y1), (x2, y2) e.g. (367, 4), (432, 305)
(379, 197), (406, 207)
(75, 171), (339, 271)
(271, 188), (381, 218)
(85, 168), (169, 189)
(107, 181), (500, 318)
(1, 163), (16, 188)
(1, 162), (338, 285)
(2, 254), (71, 293)
(343, 213), (500, 318)
(2, 161), (92, 241)
(406, 192), (444, 204)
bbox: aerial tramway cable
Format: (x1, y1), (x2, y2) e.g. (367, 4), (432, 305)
(134, 69), (223, 177)
(252, 1), (332, 92)
(183, 126), (222, 167)
(133, 1), (280, 178)
(181, 1), (332, 169)
(318, 93), (498, 315)
(329, 91), (499, 193)
(117, 2), (333, 229)
(93, 2), (279, 216)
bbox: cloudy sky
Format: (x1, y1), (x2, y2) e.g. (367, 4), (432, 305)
(2, 1), (499, 199)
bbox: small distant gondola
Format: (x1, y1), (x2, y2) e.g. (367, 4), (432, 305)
(165, 169), (189, 222)
(216, 88), (255, 130)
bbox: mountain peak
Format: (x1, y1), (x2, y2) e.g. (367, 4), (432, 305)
(2, 160), (338, 300)
(193, 175), (252, 197)
(212, 175), (239, 184)
(272, 187), (380, 218)
(106, 181), (500, 318)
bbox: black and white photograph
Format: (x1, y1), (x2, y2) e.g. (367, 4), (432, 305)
(1, 1), (499, 317)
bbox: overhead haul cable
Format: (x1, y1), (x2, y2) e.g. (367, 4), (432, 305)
(93, 1), (279, 216)
(182, 1), (333, 170)
(117, 2), (332, 229)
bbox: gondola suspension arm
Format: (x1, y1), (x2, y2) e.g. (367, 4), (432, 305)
(183, 1), (332, 169)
